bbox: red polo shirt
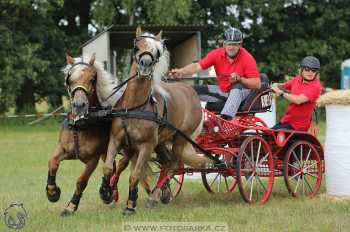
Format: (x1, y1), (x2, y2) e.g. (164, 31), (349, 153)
(198, 47), (260, 92)
(281, 75), (323, 131)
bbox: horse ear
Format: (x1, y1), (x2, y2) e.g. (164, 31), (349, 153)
(66, 53), (75, 65)
(155, 30), (162, 41)
(89, 53), (96, 65)
(136, 26), (143, 37)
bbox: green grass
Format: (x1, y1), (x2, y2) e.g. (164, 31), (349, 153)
(0, 118), (349, 232)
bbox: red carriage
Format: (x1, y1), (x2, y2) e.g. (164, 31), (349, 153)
(153, 77), (324, 204)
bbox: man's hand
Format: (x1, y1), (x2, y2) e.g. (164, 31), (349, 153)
(231, 73), (241, 82)
(168, 68), (183, 79)
(270, 83), (283, 96)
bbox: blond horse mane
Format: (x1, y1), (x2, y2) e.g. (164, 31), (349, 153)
(142, 36), (170, 99)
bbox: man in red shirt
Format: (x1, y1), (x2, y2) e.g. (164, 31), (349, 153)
(271, 56), (323, 131)
(169, 27), (261, 119)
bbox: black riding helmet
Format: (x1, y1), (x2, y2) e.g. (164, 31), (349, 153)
(224, 27), (243, 44)
(300, 56), (321, 70)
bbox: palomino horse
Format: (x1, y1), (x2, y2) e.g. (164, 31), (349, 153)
(50, 53), (157, 216)
(46, 55), (124, 217)
(102, 27), (215, 215)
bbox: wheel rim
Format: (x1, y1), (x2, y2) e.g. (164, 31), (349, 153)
(167, 171), (184, 198)
(284, 141), (322, 198)
(201, 148), (237, 193)
(237, 136), (274, 203)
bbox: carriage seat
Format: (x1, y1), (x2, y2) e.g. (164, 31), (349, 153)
(204, 73), (273, 114)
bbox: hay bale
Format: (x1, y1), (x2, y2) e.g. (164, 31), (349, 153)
(320, 90), (350, 197)
(317, 89), (350, 106)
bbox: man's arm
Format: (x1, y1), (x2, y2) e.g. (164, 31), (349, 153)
(239, 77), (261, 89)
(169, 63), (203, 78)
(232, 74), (261, 89)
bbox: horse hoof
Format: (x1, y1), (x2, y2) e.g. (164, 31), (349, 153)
(46, 186), (61, 203)
(60, 209), (74, 217)
(145, 199), (158, 209)
(160, 187), (172, 204)
(122, 207), (136, 216)
(99, 186), (113, 204)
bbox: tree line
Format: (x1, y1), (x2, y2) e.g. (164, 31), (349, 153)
(1, 0), (349, 114)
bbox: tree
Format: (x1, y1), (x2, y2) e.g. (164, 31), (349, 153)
(0, 0), (94, 114)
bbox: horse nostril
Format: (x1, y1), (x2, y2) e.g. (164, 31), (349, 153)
(81, 102), (86, 108)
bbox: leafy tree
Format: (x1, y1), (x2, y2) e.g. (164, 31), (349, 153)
(0, 0), (93, 114)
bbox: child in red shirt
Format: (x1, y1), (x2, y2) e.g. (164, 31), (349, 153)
(271, 56), (323, 131)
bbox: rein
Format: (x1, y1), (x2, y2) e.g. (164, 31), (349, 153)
(102, 74), (137, 102)
(87, 109), (221, 164)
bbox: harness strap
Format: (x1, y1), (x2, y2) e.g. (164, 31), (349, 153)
(121, 118), (131, 149)
(88, 109), (220, 163)
(73, 129), (80, 160)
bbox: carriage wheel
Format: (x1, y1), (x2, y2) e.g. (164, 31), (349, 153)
(201, 148), (237, 193)
(161, 167), (185, 203)
(237, 135), (274, 204)
(150, 161), (184, 203)
(283, 140), (322, 198)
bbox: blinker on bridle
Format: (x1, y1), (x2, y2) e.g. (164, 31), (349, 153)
(65, 62), (97, 96)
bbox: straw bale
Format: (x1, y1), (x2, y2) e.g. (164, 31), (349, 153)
(317, 90), (350, 106)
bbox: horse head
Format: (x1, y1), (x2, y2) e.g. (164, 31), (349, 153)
(64, 54), (97, 117)
(133, 26), (168, 79)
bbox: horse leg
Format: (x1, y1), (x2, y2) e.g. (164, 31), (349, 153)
(46, 145), (64, 202)
(99, 153), (119, 204)
(146, 138), (184, 208)
(102, 135), (122, 204)
(60, 157), (99, 217)
(105, 155), (130, 204)
(122, 145), (153, 216)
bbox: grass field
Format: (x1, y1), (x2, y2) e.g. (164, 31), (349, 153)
(0, 118), (349, 232)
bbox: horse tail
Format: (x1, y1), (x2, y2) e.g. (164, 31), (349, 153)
(182, 112), (215, 168)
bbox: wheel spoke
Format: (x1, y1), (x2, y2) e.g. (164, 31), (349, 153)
(243, 152), (255, 167)
(292, 151), (301, 165)
(209, 174), (220, 187)
(293, 175), (301, 194)
(288, 162), (300, 170)
(305, 148), (312, 163)
(289, 171), (302, 181)
(255, 141), (262, 167)
(249, 175), (256, 201)
(257, 153), (269, 167)
(304, 162), (317, 171)
(305, 172), (318, 178)
(244, 172), (255, 187)
(303, 176), (314, 193)
(224, 177), (229, 190)
(256, 175), (266, 192)
(172, 176), (181, 185)
(217, 174), (222, 192)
